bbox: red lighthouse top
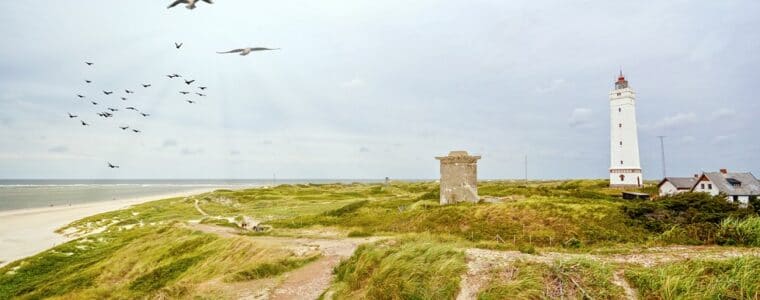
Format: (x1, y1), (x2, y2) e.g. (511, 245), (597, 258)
(615, 70), (629, 89)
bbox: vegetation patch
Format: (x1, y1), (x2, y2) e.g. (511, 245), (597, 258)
(228, 254), (321, 282)
(330, 234), (466, 299)
(626, 257), (760, 299)
(129, 255), (206, 293)
(478, 259), (623, 299)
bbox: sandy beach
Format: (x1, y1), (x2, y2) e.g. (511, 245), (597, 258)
(0, 188), (215, 267)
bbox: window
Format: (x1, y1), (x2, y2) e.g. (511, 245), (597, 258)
(708, 184), (712, 189)
(701, 184), (705, 189)
(619, 174), (625, 181)
(617, 93), (621, 96)
(619, 123), (622, 128)
(619, 141), (623, 146)
(618, 108), (622, 112)
(620, 160), (624, 165)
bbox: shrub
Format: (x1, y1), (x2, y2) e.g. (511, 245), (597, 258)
(716, 216), (760, 246)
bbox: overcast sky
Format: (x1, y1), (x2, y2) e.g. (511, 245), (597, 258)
(0, 1), (758, 179)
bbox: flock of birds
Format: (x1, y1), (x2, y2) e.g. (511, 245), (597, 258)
(72, 1), (281, 169)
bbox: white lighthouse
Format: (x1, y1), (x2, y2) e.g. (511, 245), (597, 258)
(609, 71), (643, 187)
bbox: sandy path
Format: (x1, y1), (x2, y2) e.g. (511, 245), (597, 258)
(0, 188), (214, 267)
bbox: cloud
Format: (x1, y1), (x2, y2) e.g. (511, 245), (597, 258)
(341, 78), (365, 88)
(359, 146), (370, 153)
(709, 108), (735, 120)
(712, 134), (735, 144)
(260, 140), (273, 145)
(569, 108), (593, 128)
(162, 139), (178, 147)
(536, 79), (566, 94)
(644, 112), (697, 130)
(679, 136), (696, 144)
(229, 150), (240, 156)
(180, 148), (204, 156)
(48, 145), (69, 153)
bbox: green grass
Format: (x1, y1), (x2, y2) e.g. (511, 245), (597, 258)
(330, 234), (466, 299)
(228, 254), (321, 282)
(626, 257), (760, 299)
(477, 258), (623, 299)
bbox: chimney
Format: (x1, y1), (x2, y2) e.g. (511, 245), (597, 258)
(694, 174), (699, 178)
(720, 169), (728, 174)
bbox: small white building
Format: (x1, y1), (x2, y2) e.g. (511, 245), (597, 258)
(691, 169), (760, 205)
(657, 176), (697, 196)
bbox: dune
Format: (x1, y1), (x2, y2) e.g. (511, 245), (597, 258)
(0, 188), (215, 267)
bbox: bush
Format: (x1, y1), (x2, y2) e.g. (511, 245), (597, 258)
(622, 192), (753, 234)
(563, 237), (582, 248)
(716, 216), (760, 246)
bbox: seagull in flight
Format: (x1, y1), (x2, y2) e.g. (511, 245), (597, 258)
(142, 84), (151, 88)
(167, 74), (181, 79)
(77, 94), (85, 99)
(186, 100), (196, 104)
(121, 97), (127, 101)
(198, 86), (207, 90)
(85, 80), (92, 83)
(217, 47), (280, 56)
(184, 79), (195, 85)
(196, 93), (206, 97)
(68, 113), (78, 118)
(175, 42), (183, 49)
(119, 126), (129, 130)
(125, 89), (134, 94)
(168, 0), (213, 10)
(140, 113), (150, 117)
(107, 162), (119, 169)
(103, 91), (113, 95)
(107, 107), (118, 112)
(91, 101), (98, 105)
(132, 129), (141, 133)
(179, 91), (190, 95)
(81, 120), (89, 126)
(125, 107), (138, 111)
(85, 62), (94, 66)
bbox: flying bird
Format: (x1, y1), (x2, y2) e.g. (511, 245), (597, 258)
(175, 42), (183, 49)
(195, 93), (206, 97)
(91, 101), (98, 105)
(81, 120), (89, 126)
(85, 62), (94, 66)
(167, 0), (213, 10)
(125, 107), (138, 111)
(103, 91), (113, 95)
(119, 126), (129, 130)
(179, 91), (190, 95)
(125, 89), (134, 94)
(184, 79), (195, 85)
(85, 80), (92, 83)
(107, 162), (120, 169)
(186, 100), (196, 104)
(121, 97), (127, 101)
(68, 113), (78, 118)
(198, 86), (207, 90)
(140, 113), (150, 117)
(142, 84), (151, 88)
(77, 94), (85, 98)
(217, 47), (280, 56)
(132, 129), (141, 133)
(107, 107), (118, 112)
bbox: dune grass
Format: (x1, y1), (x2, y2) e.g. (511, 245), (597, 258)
(626, 257), (760, 299)
(330, 234), (466, 300)
(228, 254), (321, 282)
(477, 258), (623, 299)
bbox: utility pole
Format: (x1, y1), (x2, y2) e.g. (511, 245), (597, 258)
(657, 136), (667, 178)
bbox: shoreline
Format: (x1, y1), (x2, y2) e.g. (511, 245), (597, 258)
(0, 188), (218, 267)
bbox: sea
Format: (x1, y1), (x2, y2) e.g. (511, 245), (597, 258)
(0, 179), (386, 211)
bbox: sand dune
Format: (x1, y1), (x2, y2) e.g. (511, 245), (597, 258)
(0, 189), (214, 267)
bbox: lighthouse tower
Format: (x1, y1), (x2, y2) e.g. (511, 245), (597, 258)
(609, 71), (643, 187)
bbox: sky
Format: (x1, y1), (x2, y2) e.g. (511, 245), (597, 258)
(0, 1), (758, 180)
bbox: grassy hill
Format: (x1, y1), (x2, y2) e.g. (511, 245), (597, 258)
(1, 180), (758, 299)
